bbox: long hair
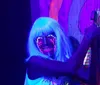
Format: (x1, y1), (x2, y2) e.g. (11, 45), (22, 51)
(26, 17), (73, 62)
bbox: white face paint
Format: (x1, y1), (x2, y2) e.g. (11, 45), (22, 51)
(36, 33), (56, 59)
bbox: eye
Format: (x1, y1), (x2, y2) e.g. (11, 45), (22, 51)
(47, 34), (56, 45)
(36, 37), (43, 43)
(47, 34), (55, 39)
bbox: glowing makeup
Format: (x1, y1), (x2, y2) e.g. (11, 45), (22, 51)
(36, 34), (56, 58)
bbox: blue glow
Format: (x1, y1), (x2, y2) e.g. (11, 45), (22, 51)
(26, 17), (73, 61)
(24, 17), (73, 85)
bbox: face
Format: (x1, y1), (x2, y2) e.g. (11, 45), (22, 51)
(36, 33), (56, 59)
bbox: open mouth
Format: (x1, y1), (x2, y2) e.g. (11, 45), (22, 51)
(39, 46), (55, 59)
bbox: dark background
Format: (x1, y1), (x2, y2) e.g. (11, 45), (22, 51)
(1, 0), (40, 85)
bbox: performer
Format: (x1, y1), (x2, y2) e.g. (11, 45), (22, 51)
(24, 17), (100, 85)
(89, 10), (100, 85)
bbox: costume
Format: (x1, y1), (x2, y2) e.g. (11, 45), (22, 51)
(24, 17), (81, 85)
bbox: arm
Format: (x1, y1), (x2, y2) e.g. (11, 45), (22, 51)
(27, 56), (74, 80)
(68, 35), (90, 82)
(89, 36), (100, 85)
(97, 36), (100, 85)
(69, 35), (90, 71)
(76, 26), (100, 83)
(69, 36), (90, 83)
(27, 35), (91, 80)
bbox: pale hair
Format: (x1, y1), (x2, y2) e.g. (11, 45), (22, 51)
(26, 17), (73, 62)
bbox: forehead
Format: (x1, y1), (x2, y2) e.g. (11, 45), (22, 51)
(37, 32), (55, 37)
(34, 25), (56, 40)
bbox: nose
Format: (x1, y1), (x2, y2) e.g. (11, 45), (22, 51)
(43, 37), (48, 45)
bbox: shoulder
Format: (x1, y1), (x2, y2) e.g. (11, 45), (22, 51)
(27, 56), (43, 64)
(27, 56), (48, 66)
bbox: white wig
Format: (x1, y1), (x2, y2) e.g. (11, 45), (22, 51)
(26, 17), (73, 62)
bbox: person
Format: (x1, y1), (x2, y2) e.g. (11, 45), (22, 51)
(24, 17), (100, 85)
(91, 10), (100, 27)
(89, 10), (100, 85)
